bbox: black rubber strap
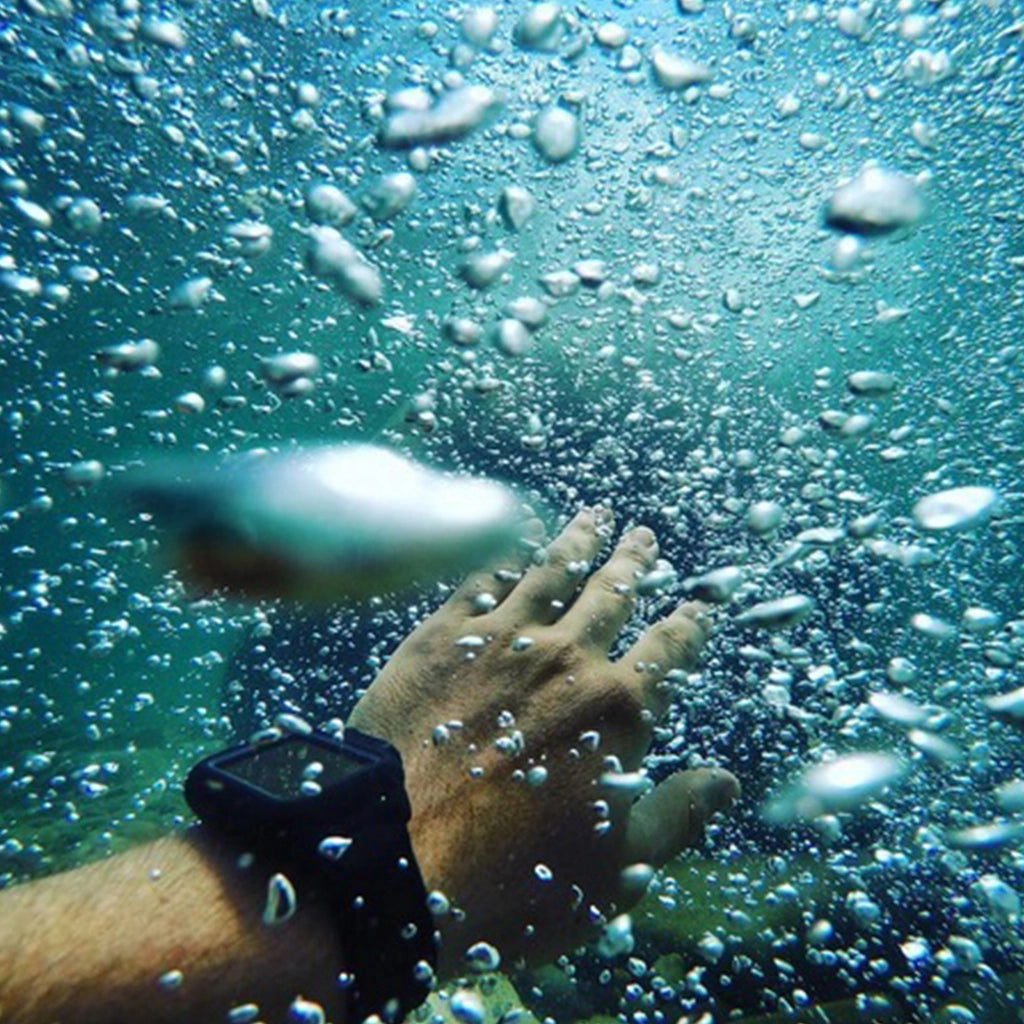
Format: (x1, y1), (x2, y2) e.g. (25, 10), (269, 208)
(185, 728), (438, 1022)
(330, 818), (437, 1022)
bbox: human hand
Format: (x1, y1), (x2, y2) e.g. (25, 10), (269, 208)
(348, 507), (739, 974)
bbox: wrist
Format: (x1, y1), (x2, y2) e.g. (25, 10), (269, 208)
(188, 829), (349, 1021)
(407, 816), (459, 978)
(186, 728), (438, 1019)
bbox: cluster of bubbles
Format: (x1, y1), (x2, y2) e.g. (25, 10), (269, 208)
(1, 0), (1023, 1022)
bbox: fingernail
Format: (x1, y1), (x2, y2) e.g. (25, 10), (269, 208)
(706, 769), (742, 809)
(683, 601), (712, 632)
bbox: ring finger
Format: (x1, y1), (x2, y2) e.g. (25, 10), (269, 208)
(619, 601), (710, 717)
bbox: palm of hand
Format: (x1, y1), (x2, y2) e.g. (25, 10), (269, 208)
(348, 508), (739, 973)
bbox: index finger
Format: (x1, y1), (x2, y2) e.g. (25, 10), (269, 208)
(441, 517), (545, 618)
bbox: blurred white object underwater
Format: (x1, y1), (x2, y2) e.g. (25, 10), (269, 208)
(126, 444), (527, 602)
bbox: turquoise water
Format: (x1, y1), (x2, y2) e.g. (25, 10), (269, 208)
(2, 0), (1023, 1021)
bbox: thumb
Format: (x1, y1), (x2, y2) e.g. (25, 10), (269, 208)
(623, 768), (740, 869)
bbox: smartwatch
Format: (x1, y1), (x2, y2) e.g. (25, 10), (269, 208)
(184, 725), (438, 1022)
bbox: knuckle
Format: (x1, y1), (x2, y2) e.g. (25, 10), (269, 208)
(656, 617), (703, 666)
(540, 543), (577, 576)
(593, 676), (645, 726)
(549, 534), (592, 569)
(498, 627), (581, 677)
(403, 625), (451, 662)
(536, 634), (582, 675)
(590, 567), (636, 601)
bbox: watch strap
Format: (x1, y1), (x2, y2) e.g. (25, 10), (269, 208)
(184, 728), (438, 1022)
(332, 817), (437, 1022)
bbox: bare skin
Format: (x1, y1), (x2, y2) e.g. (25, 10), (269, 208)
(0, 508), (738, 1023)
(350, 506), (740, 972)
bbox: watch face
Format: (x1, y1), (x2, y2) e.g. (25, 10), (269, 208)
(220, 734), (369, 799)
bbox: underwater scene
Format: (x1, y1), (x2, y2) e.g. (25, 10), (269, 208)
(1, 0), (1023, 1021)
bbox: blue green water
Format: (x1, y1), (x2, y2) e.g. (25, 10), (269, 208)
(2, 1), (1023, 1021)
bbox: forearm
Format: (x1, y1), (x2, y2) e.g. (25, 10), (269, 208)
(0, 830), (344, 1024)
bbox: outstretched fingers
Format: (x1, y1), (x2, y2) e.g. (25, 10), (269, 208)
(559, 526), (660, 650)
